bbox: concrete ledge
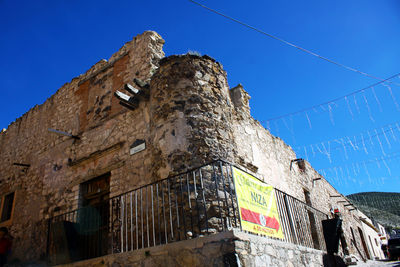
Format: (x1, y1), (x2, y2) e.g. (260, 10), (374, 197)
(52, 230), (338, 267)
(57, 231), (236, 267)
(232, 229), (327, 267)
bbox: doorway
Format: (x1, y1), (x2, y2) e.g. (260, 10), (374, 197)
(304, 189), (321, 249)
(358, 227), (371, 259)
(79, 173), (110, 259)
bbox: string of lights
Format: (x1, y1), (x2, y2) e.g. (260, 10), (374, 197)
(317, 150), (400, 172)
(260, 73), (400, 123)
(293, 120), (400, 157)
(189, 0), (400, 189)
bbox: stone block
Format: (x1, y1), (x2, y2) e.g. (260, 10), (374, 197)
(201, 242), (221, 257)
(175, 249), (203, 267)
(264, 245), (277, 258)
(287, 249), (294, 259)
(250, 242), (258, 255)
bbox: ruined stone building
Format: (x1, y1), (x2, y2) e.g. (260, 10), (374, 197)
(0, 31), (384, 266)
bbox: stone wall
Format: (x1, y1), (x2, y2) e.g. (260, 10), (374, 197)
(54, 230), (337, 267)
(0, 30), (373, 264)
(57, 231), (236, 267)
(0, 31), (165, 262)
(149, 54), (235, 179)
(234, 231), (328, 267)
(229, 86), (370, 259)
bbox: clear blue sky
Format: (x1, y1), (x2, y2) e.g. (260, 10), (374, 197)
(1, 0), (400, 195)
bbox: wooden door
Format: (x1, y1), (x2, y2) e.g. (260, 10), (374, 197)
(79, 173), (110, 259)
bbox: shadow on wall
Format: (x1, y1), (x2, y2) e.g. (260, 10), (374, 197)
(323, 254), (346, 267)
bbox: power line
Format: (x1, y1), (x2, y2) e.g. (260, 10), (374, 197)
(189, 0), (399, 85)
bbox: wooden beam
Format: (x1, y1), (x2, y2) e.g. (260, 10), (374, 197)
(13, 163), (30, 167)
(124, 83), (139, 94)
(114, 90), (131, 102)
(114, 89), (139, 110)
(133, 78), (149, 89)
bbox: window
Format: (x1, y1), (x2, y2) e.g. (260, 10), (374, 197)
(0, 192), (15, 224)
(304, 189), (312, 206)
(297, 159), (306, 172)
(368, 235), (376, 256)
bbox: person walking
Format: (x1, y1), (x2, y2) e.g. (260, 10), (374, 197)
(381, 244), (388, 259)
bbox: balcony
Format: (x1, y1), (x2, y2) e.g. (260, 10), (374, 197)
(46, 160), (328, 265)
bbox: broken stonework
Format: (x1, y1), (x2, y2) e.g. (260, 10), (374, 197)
(149, 54), (236, 179)
(0, 31), (380, 265)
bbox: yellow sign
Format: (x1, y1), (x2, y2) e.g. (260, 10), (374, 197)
(232, 167), (284, 239)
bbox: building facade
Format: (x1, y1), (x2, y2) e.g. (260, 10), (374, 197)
(358, 212), (385, 259)
(0, 31), (380, 266)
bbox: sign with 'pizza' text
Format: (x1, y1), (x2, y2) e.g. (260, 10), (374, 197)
(232, 167), (284, 239)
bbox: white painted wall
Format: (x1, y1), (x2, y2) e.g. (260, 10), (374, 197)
(358, 211), (385, 259)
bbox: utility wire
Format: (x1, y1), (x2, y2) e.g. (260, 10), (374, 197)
(190, 0), (400, 124)
(189, 0), (397, 85)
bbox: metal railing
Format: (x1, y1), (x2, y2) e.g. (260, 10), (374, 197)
(47, 160), (328, 265)
(108, 161), (239, 254)
(275, 189), (328, 250)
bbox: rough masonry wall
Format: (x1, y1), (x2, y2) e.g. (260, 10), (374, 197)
(57, 231), (236, 267)
(0, 30), (373, 264)
(0, 31), (164, 262)
(56, 230), (336, 267)
(145, 53), (370, 260)
(234, 230), (328, 267)
(229, 85), (370, 259)
(149, 55), (236, 179)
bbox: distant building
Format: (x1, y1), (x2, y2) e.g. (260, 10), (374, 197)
(0, 31), (382, 266)
(358, 213), (385, 259)
(375, 222), (388, 245)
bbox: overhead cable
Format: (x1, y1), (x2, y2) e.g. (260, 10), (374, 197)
(189, 0), (398, 85)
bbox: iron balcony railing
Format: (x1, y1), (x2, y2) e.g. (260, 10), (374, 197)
(275, 189), (327, 250)
(46, 160), (328, 265)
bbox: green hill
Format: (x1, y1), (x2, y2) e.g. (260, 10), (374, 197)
(347, 192), (400, 232)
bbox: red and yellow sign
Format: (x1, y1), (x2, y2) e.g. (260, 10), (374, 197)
(232, 167), (284, 239)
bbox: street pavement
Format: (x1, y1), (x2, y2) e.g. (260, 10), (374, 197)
(355, 260), (400, 267)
